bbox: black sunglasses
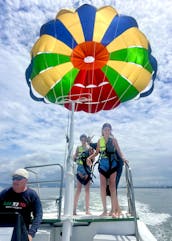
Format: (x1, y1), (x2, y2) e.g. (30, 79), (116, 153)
(12, 175), (25, 181)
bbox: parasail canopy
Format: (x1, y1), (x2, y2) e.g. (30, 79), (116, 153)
(26, 4), (157, 113)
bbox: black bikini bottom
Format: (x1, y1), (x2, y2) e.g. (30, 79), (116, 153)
(98, 165), (118, 178)
(76, 173), (90, 185)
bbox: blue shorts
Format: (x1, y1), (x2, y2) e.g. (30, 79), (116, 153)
(98, 157), (118, 178)
(76, 165), (91, 185)
(77, 165), (88, 176)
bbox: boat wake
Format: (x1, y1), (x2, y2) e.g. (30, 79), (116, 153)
(135, 200), (171, 226)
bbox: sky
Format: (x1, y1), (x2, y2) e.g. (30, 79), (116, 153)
(0, 0), (172, 187)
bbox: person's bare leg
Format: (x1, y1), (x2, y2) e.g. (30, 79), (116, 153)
(99, 173), (107, 216)
(73, 180), (82, 215)
(85, 181), (91, 214)
(109, 172), (121, 217)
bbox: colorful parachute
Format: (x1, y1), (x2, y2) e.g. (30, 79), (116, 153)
(26, 4), (157, 113)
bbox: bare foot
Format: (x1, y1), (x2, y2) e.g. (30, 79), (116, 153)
(99, 211), (108, 216)
(73, 211), (77, 215)
(112, 212), (118, 218)
(86, 211), (92, 215)
(108, 210), (113, 216)
(115, 209), (122, 217)
(111, 210), (122, 218)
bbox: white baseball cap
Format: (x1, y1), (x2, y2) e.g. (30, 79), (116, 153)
(12, 168), (29, 179)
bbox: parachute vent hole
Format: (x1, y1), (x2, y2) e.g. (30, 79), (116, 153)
(84, 56), (95, 63)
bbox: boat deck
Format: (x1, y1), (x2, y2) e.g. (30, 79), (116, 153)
(36, 212), (139, 241)
(93, 234), (137, 241)
(41, 211), (137, 226)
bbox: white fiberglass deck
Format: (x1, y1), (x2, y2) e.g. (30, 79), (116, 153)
(36, 212), (136, 241)
(35, 211), (156, 241)
(93, 234), (137, 241)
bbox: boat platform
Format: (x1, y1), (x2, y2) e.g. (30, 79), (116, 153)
(34, 212), (156, 241)
(37, 213), (138, 241)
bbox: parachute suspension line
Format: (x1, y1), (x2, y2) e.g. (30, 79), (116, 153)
(94, 50), (109, 113)
(53, 85), (58, 104)
(69, 38), (82, 111)
(63, 110), (70, 169)
(94, 41), (108, 113)
(100, 51), (120, 111)
(71, 37), (80, 112)
(94, 71), (105, 113)
(59, 53), (65, 104)
(94, 41), (103, 113)
(89, 41), (97, 114)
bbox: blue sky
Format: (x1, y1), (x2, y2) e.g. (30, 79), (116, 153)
(0, 0), (172, 186)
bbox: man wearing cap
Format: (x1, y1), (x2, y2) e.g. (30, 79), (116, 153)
(0, 168), (43, 241)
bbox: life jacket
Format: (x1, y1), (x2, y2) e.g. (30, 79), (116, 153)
(76, 146), (89, 165)
(99, 136), (115, 158)
(76, 145), (93, 182)
(99, 136), (106, 152)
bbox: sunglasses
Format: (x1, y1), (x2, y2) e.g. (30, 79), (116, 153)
(12, 175), (25, 181)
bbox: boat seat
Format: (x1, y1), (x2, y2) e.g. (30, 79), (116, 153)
(93, 234), (137, 241)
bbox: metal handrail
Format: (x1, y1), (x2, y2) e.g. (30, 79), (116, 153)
(25, 163), (64, 219)
(125, 162), (139, 241)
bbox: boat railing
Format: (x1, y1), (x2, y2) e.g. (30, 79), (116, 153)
(25, 163), (64, 219)
(25, 162), (140, 240)
(125, 162), (139, 241)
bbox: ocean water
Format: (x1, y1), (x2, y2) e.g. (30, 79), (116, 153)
(133, 188), (172, 241)
(41, 187), (172, 241)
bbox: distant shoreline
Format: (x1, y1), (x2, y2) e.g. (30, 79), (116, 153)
(119, 186), (172, 189)
(0, 183), (172, 189)
(91, 185), (172, 189)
